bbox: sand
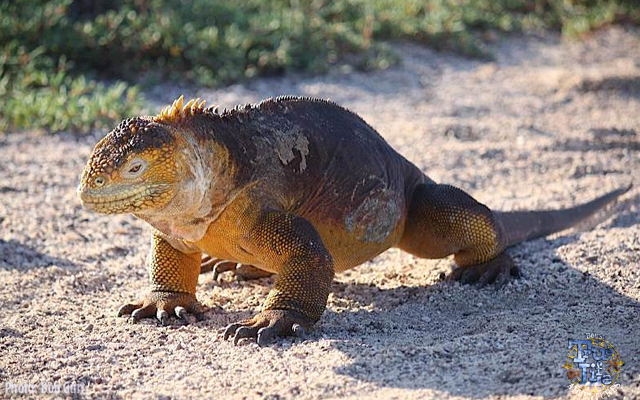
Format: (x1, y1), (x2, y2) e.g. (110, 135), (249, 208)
(1, 27), (639, 399)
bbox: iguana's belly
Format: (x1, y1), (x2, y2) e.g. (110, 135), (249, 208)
(310, 216), (406, 271)
(190, 188), (408, 273)
(193, 218), (405, 273)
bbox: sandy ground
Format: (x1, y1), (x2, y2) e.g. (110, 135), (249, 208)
(1, 28), (639, 399)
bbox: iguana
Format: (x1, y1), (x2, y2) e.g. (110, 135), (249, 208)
(77, 95), (630, 346)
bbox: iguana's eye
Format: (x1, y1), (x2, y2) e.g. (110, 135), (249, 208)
(122, 159), (147, 179)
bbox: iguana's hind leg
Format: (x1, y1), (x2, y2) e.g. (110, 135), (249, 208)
(397, 183), (519, 285)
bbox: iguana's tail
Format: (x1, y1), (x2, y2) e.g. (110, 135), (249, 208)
(495, 184), (632, 248)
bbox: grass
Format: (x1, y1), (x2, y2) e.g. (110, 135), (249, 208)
(1, 0), (638, 133)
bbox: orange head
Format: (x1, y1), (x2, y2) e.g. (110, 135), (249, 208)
(77, 116), (183, 214)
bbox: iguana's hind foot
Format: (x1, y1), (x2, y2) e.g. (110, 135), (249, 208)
(448, 253), (520, 287)
(223, 310), (310, 346)
(117, 291), (204, 325)
(201, 256), (273, 281)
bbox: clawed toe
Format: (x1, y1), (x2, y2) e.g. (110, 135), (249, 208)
(201, 257), (272, 281)
(223, 310), (310, 346)
(157, 309), (169, 326)
(223, 323), (242, 340)
(117, 303), (140, 317)
(256, 326), (275, 346)
(233, 326), (262, 345)
(213, 261), (239, 281)
(256, 323), (305, 346)
(448, 253), (520, 288)
(117, 291), (205, 326)
(223, 320), (268, 346)
(129, 304), (156, 322)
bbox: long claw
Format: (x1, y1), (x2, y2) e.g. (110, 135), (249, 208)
(493, 271), (508, 288)
(212, 261), (237, 281)
(223, 323), (241, 340)
(224, 310), (312, 345)
(130, 304), (155, 323)
(157, 309), (169, 326)
(461, 268), (481, 284)
(291, 323), (305, 337)
(175, 306), (188, 324)
(118, 292), (203, 326)
(448, 254), (519, 287)
(188, 302), (204, 321)
(233, 326), (258, 345)
(477, 268), (497, 287)
(189, 307), (205, 322)
(200, 256), (216, 273)
(117, 303), (138, 317)
(257, 327), (275, 347)
(493, 265), (521, 289)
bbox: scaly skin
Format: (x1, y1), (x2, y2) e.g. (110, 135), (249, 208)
(77, 95), (630, 346)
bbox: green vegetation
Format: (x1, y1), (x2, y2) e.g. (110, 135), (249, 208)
(1, 0), (638, 133)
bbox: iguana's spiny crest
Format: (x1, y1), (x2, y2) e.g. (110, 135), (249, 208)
(155, 95), (208, 123)
(78, 95), (211, 214)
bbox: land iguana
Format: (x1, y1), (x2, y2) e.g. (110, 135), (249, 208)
(77, 95), (630, 346)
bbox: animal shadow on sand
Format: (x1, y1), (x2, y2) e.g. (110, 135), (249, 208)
(0, 239), (73, 271)
(577, 75), (640, 100)
(545, 126), (639, 154)
(323, 198), (639, 398)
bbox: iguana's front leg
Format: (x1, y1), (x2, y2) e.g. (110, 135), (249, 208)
(118, 233), (204, 324)
(223, 211), (334, 346)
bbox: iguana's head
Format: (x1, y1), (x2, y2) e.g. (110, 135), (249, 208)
(77, 115), (183, 214)
(79, 96), (232, 228)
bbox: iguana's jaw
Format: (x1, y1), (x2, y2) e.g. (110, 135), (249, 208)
(77, 182), (176, 214)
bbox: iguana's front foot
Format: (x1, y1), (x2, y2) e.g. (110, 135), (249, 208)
(223, 309), (311, 346)
(222, 211), (333, 346)
(117, 291), (204, 325)
(448, 253), (520, 287)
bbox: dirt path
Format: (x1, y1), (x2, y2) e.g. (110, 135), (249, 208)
(1, 28), (639, 399)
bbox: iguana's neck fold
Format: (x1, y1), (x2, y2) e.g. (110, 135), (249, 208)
(134, 126), (241, 241)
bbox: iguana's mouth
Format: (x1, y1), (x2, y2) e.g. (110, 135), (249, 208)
(78, 187), (150, 214)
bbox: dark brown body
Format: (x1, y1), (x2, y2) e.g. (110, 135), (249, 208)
(187, 98), (430, 272)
